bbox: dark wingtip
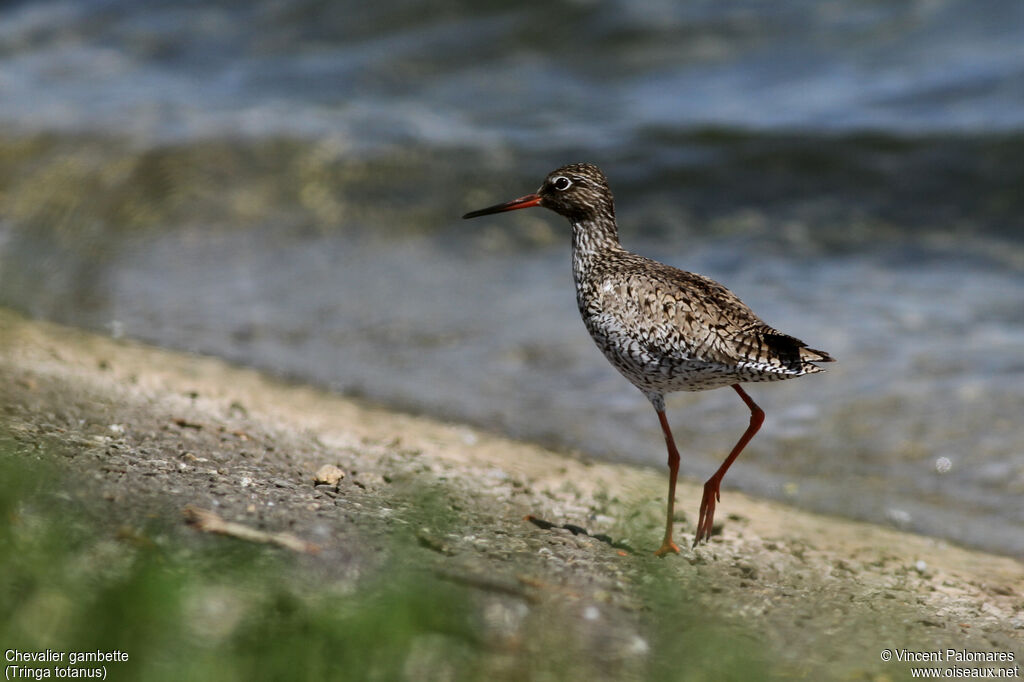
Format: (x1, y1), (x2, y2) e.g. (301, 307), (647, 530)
(806, 347), (835, 363)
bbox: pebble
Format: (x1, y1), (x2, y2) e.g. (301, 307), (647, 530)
(735, 562), (758, 579)
(314, 464), (345, 486)
(626, 636), (649, 655)
(886, 508), (912, 527)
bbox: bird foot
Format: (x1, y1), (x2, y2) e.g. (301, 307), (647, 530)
(654, 538), (680, 557)
(693, 477), (722, 546)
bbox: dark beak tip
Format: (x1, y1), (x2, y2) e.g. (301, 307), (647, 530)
(461, 193), (542, 220)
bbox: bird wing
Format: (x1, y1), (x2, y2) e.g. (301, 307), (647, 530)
(594, 257), (832, 376)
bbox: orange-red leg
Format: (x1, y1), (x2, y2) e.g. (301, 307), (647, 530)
(693, 384), (764, 546)
(654, 409), (682, 556)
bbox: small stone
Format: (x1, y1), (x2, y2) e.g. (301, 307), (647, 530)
(735, 562), (758, 579)
(314, 464), (345, 486)
(885, 508), (912, 528)
(626, 636), (649, 655)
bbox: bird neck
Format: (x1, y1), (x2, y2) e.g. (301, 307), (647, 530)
(570, 215), (624, 283)
(571, 214), (621, 256)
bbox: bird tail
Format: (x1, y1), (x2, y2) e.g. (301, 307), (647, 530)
(758, 332), (834, 376)
(801, 346), (835, 364)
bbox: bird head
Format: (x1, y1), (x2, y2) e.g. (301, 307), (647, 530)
(462, 163), (614, 223)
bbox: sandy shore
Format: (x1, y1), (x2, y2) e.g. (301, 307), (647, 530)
(1, 308), (1020, 678)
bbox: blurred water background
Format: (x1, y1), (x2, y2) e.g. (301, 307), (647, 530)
(1, 0), (1022, 555)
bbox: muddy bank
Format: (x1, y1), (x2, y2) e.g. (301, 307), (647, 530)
(1, 308), (1020, 679)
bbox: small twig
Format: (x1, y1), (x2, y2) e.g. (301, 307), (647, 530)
(515, 574), (582, 599)
(183, 505), (320, 554)
(434, 568), (539, 603)
(417, 530), (456, 556)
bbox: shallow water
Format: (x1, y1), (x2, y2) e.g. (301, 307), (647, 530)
(1, 0), (1022, 555)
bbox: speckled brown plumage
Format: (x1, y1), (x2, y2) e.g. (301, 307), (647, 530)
(463, 162), (833, 554)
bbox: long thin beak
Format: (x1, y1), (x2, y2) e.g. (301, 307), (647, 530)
(462, 193), (542, 219)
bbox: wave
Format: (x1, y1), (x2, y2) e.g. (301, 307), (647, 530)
(3, 130), (1022, 256)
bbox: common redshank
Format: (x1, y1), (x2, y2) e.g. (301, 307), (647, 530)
(463, 163), (833, 555)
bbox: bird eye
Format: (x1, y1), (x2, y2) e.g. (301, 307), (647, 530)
(552, 176), (572, 191)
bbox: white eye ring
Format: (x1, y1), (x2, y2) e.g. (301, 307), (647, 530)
(552, 176), (572, 191)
